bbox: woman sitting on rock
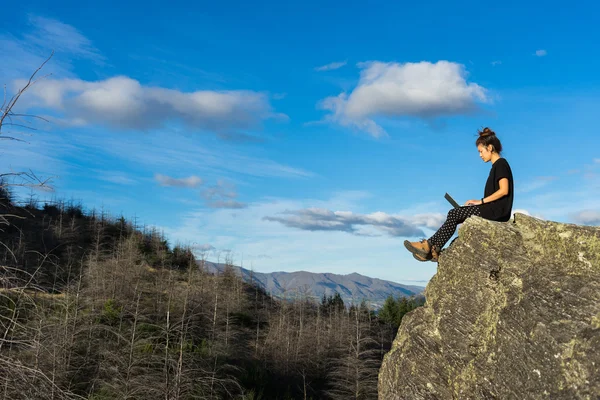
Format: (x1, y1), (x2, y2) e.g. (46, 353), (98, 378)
(404, 127), (514, 262)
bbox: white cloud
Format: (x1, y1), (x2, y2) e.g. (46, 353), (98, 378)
(209, 200), (247, 209)
(318, 60), (489, 137)
(318, 93), (387, 137)
(155, 174), (203, 188)
(193, 243), (216, 252)
(159, 193), (440, 283)
(155, 174), (248, 209)
(535, 49), (547, 57)
(315, 61), (347, 71)
(97, 171), (136, 185)
(16, 76), (282, 134)
(571, 210), (600, 226)
(512, 209), (531, 216)
(409, 213), (447, 230)
(202, 180), (247, 209)
(263, 207), (444, 237)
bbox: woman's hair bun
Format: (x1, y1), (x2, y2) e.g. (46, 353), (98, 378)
(475, 126), (502, 153)
(478, 127), (496, 137)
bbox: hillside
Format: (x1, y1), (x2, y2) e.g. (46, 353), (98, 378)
(378, 213), (600, 399)
(200, 261), (425, 308)
(0, 192), (418, 399)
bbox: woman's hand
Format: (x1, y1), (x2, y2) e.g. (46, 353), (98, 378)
(464, 199), (483, 206)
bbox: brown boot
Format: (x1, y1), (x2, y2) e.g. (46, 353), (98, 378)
(404, 239), (431, 258)
(412, 252), (433, 262)
(430, 244), (442, 261)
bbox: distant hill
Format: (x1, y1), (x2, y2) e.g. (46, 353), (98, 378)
(198, 261), (425, 309)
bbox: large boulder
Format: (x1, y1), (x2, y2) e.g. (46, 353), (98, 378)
(379, 214), (600, 399)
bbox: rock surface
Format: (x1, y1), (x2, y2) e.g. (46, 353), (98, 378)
(378, 214), (600, 399)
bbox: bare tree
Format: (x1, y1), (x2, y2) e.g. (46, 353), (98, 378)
(0, 51), (53, 138)
(1, 52), (55, 239)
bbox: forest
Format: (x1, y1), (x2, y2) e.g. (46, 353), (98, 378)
(0, 186), (424, 399)
(0, 58), (425, 399)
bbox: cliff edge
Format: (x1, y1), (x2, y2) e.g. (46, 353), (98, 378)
(379, 213), (600, 399)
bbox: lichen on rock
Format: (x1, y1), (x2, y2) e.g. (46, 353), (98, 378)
(378, 213), (600, 400)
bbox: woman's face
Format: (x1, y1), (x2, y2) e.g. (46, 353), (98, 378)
(478, 144), (494, 162)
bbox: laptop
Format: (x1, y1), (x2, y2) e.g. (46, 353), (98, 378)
(444, 192), (460, 209)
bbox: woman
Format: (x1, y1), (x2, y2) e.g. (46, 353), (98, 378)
(404, 127), (514, 262)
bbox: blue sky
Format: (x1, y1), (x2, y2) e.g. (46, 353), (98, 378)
(1, 1), (599, 285)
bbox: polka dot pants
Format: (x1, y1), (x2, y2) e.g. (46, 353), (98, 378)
(428, 205), (483, 250)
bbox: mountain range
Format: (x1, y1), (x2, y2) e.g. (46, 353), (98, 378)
(198, 261), (425, 309)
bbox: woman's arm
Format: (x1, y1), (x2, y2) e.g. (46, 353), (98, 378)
(482, 178), (509, 204)
(464, 178), (510, 205)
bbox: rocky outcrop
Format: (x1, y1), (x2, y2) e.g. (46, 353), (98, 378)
(378, 214), (600, 399)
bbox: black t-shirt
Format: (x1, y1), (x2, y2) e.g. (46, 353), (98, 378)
(480, 158), (514, 222)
